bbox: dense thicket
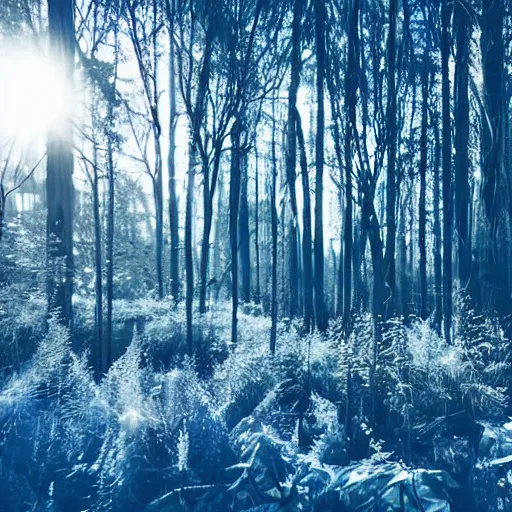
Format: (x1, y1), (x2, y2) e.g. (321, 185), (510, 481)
(1, 0), (512, 510)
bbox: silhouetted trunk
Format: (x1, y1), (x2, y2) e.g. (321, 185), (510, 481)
(214, 171), (226, 302)
(150, 0), (164, 300)
(199, 161), (212, 313)
(105, 130), (114, 373)
(285, 0), (302, 318)
(481, 0), (509, 314)
(254, 147), (261, 304)
(418, 15), (429, 320)
(46, 0), (75, 327)
(314, 0), (328, 331)
(230, 120), (242, 345)
(441, 0), (452, 344)
(168, 0), (180, 303)
(384, 0), (397, 318)
(297, 109), (314, 331)
(185, 142), (197, 354)
(454, 1), (471, 292)
(198, 150), (220, 312)
(239, 153), (251, 303)
(398, 199), (408, 317)
(343, 0), (359, 332)
(363, 194), (385, 321)
(270, 100), (278, 354)
(92, 145), (103, 380)
(433, 113), (442, 334)
(154, 157), (164, 299)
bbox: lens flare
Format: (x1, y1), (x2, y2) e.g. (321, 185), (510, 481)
(0, 48), (72, 140)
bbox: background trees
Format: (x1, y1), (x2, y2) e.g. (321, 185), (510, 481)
(3, 1), (512, 510)
(1, 0), (512, 386)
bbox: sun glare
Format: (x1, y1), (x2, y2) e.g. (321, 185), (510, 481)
(0, 48), (72, 140)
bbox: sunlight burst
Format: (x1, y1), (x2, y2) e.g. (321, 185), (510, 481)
(0, 49), (72, 140)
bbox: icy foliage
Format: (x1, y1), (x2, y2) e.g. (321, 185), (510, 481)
(0, 301), (511, 511)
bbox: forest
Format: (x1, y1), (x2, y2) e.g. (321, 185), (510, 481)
(0, 0), (512, 510)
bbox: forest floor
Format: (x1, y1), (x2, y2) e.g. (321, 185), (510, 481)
(0, 300), (511, 511)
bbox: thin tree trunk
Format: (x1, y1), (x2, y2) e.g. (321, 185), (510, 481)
(418, 13), (429, 320)
(239, 153), (251, 302)
(92, 143), (103, 379)
(254, 147), (261, 304)
(199, 163), (212, 313)
(433, 112), (443, 334)
(230, 120), (242, 345)
(297, 109), (314, 331)
(185, 142), (197, 354)
(441, 0), (453, 344)
(104, 26), (118, 374)
(314, 0), (328, 331)
(337, 191), (344, 317)
(285, 0), (302, 318)
(384, 0), (397, 318)
(270, 101), (278, 354)
(343, 0), (359, 332)
(105, 130), (114, 373)
(454, 0), (471, 292)
(154, 156), (164, 299)
(168, 0), (180, 303)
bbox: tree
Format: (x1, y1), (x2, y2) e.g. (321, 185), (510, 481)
(126, 0), (165, 299)
(270, 97), (278, 354)
(344, 0), (359, 331)
(314, 0), (328, 332)
(166, 0), (180, 304)
(47, 0), (75, 327)
(230, 118), (242, 345)
(418, 6), (430, 320)
(480, 0), (509, 315)
(441, 0), (453, 344)
(285, 0), (302, 319)
(297, 108), (313, 331)
(384, 0), (397, 318)
(454, 0), (471, 292)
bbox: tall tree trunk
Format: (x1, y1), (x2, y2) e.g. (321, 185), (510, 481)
(481, 0), (508, 314)
(297, 109), (314, 331)
(441, 0), (453, 344)
(384, 0), (397, 318)
(239, 153), (251, 302)
(314, 0), (328, 331)
(454, 1), (471, 292)
(230, 119), (242, 345)
(105, 128), (114, 373)
(398, 198), (408, 317)
(168, 0), (180, 303)
(185, 142), (197, 354)
(254, 147), (261, 304)
(270, 103), (278, 354)
(151, 0), (164, 300)
(343, 0), (359, 332)
(199, 164), (212, 313)
(433, 112), (443, 334)
(418, 15), (429, 320)
(154, 153), (164, 299)
(285, 0), (302, 318)
(214, 171), (225, 302)
(46, 0), (75, 327)
(336, 191), (344, 317)
(104, 26), (118, 374)
(92, 143), (103, 380)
